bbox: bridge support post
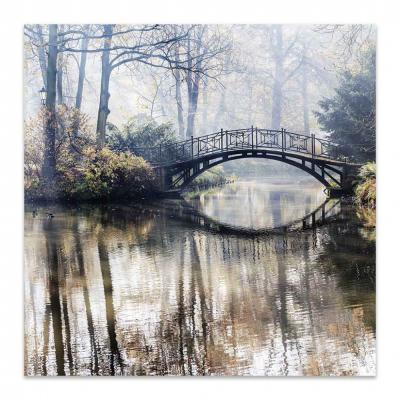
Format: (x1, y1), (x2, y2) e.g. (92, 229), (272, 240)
(341, 164), (359, 194)
(311, 134), (316, 171)
(311, 133), (315, 158)
(156, 167), (173, 191)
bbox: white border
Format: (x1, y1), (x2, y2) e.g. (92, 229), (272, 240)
(1, 0), (400, 398)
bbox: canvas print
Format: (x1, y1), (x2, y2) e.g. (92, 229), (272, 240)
(24, 24), (376, 376)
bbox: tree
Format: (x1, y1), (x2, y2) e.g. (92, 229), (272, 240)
(75, 27), (90, 110)
(42, 24), (58, 188)
(315, 48), (376, 162)
(267, 25), (304, 130)
(56, 25), (65, 105)
(96, 24), (114, 148)
(170, 30), (185, 138)
(89, 25), (192, 147)
(183, 26), (230, 138)
(163, 25), (231, 138)
(24, 24), (194, 150)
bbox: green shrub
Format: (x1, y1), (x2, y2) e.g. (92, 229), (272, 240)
(75, 148), (156, 200)
(106, 116), (177, 152)
(26, 145), (156, 202)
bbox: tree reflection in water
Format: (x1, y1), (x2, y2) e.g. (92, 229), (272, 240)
(24, 186), (376, 376)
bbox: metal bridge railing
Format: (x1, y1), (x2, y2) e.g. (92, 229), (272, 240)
(132, 127), (343, 165)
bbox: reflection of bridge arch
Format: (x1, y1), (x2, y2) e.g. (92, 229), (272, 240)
(133, 128), (360, 193)
(175, 198), (342, 236)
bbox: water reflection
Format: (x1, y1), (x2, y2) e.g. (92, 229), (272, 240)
(186, 181), (328, 230)
(24, 182), (376, 376)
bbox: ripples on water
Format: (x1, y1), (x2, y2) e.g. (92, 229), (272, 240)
(24, 180), (376, 376)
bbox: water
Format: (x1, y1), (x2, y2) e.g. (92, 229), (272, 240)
(24, 180), (376, 376)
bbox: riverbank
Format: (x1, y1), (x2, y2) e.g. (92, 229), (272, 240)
(25, 149), (237, 204)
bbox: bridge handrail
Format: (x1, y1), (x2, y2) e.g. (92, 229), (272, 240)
(131, 127), (344, 165)
(133, 128), (339, 151)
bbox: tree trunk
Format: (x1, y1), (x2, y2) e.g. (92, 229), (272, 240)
(57, 50), (64, 105)
(213, 52), (230, 130)
(247, 80), (254, 126)
(186, 72), (200, 138)
(201, 78), (208, 133)
(271, 25), (284, 130)
(174, 68), (185, 138)
(214, 87), (226, 130)
(301, 61), (310, 134)
(96, 24), (113, 149)
(36, 24), (47, 89)
(185, 33), (194, 139)
(42, 24), (58, 188)
(75, 31), (89, 110)
(71, 30), (89, 144)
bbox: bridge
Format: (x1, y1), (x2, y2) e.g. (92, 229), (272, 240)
(133, 127), (360, 194)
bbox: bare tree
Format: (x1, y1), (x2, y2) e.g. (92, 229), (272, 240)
(166, 25), (231, 138)
(314, 24), (376, 62)
(268, 25), (304, 130)
(172, 43), (185, 137)
(59, 24), (197, 147)
(184, 26), (230, 138)
(42, 24), (58, 188)
(75, 27), (90, 110)
(36, 25), (48, 89)
(95, 24), (114, 148)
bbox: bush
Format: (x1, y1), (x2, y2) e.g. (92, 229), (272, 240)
(188, 166), (235, 189)
(25, 144), (156, 202)
(74, 148), (156, 200)
(354, 162), (376, 208)
(106, 116), (177, 153)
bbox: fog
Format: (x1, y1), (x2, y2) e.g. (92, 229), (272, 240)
(24, 24), (375, 178)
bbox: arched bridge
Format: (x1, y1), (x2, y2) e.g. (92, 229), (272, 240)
(133, 127), (360, 194)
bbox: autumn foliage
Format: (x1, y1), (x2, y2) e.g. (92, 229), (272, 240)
(25, 108), (156, 202)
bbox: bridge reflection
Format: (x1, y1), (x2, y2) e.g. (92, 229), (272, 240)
(177, 198), (342, 236)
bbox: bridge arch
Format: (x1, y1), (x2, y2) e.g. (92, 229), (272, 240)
(160, 149), (343, 190)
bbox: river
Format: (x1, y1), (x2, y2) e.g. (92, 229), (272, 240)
(24, 179), (376, 376)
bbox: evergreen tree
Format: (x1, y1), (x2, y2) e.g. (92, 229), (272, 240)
(315, 49), (376, 162)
